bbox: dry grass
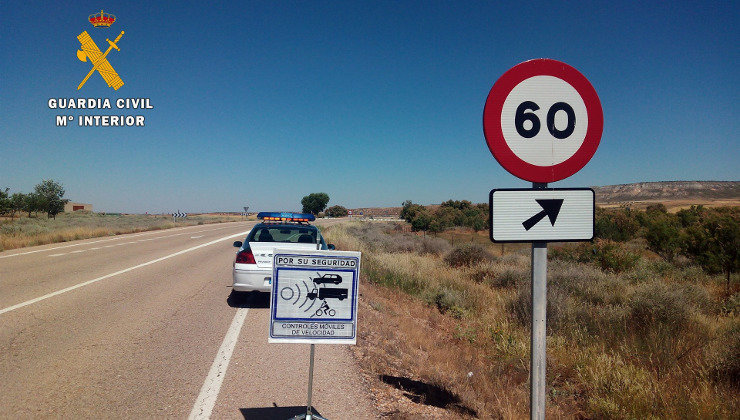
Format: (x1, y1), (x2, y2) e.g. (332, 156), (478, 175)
(324, 221), (739, 419)
(0, 212), (243, 252)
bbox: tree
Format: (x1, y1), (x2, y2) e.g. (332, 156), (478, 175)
(34, 179), (69, 219)
(325, 205), (349, 218)
(0, 188), (10, 215)
(644, 214), (682, 261)
(10, 193), (26, 219)
(410, 208), (433, 232)
(301, 193), (329, 215)
(682, 208), (739, 290)
(401, 200), (421, 221)
(23, 192), (44, 217)
(595, 207), (640, 241)
(440, 199), (472, 210)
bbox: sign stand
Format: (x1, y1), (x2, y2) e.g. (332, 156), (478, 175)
(290, 238), (329, 420)
(291, 343), (326, 420)
(530, 181), (548, 420)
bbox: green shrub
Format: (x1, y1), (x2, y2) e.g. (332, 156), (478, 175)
(552, 240), (640, 273)
(681, 208), (740, 288)
(627, 281), (691, 334)
(344, 222), (450, 255)
(643, 213), (682, 261)
(426, 287), (466, 318)
(708, 321), (740, 387)
(401, 199), (488, 232)
(444, 243), (492, 268)
(368, 268), (424, 296)
(595, 207), (640, 241)
(577, 353), (661, 418)
(325, 205), (349, 217)
(510, 280), (570, 332)
(721, 292), (740, 316)
(492, 268), (526, 288)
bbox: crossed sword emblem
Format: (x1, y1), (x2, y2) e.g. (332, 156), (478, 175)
(76, 30), (124, 90)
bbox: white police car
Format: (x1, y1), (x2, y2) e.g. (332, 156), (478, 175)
(232, 212), (335, 294)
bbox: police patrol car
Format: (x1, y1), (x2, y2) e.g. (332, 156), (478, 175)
(232, 212), (335, 294)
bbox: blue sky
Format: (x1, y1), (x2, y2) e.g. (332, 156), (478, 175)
(1, 1), (737, 213)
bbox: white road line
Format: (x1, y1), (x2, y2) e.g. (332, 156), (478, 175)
(0, 230), (250, 316)
(189, 308), (249, 420)
(44, 226), (242, 257)
(0, 223), (241, 259)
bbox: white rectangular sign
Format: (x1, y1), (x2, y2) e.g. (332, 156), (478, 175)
(269, 250), (361, 344)
(490, 188), (594, 242)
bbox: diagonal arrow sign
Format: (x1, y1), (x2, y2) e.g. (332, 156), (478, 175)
(522, 199), (564, 231)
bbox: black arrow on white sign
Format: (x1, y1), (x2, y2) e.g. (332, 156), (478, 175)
(522, 199), (564, 231)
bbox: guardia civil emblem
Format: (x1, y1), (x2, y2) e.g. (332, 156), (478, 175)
(76, 10), (124, 90)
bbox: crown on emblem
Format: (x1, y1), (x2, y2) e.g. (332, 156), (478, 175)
(89, 9), (116, 27)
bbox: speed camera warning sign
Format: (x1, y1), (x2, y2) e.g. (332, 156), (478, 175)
(269, 250), (360, 344)
(483, 59), (603, 183)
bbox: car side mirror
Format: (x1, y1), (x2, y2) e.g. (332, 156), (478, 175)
(327, 244), (336, 250)
(233, 241), (242, 248)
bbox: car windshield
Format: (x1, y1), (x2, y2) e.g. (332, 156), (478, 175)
(248, 225), (318, 244)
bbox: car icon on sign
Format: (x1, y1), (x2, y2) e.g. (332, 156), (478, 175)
(312, 273), (342, 285)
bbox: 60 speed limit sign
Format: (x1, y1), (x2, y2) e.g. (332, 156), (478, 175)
(483, 59), (603, 183)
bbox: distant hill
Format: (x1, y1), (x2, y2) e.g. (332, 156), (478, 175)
(593, 181), (739, 204)
(347, 181), (739, 217)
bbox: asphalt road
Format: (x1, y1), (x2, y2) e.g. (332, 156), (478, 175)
(0, 221), (375, 419)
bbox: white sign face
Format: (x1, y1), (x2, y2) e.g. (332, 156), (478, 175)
(490, 188), (594, 242)
(269, 250), (361, 344)
(500, 76), (589, 166)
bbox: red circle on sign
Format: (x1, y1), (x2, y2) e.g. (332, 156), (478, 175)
(483, 59), (603, 183)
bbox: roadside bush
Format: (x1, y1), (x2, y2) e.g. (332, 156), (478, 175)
(551, 240), (640, 273)
(721, 292), (740, 316)
(469, 264), (526, 288)
(362, 256), (425, 295)
(627, 281), (692, 334)
(444, 243), (492, 268)
(418, 236), (452, 256)
(344, 222), (450, 255)
(401, 199), (488, 232)
(707, 321), (740, 387)
(576, 352), (661, 418)
(643, 213), (682, 261)
(426, 287), (467, 318)
(325, 205), (349, 217)
(490, 268), (526, 288)
(625, 281), (711, 374)
(595, 207), (640, 241)
(509, 280), (571, 332)
(549, 261), (626, 306)
(681, 208), (740, 288)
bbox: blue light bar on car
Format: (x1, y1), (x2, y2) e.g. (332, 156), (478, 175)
(257, 212), (316, 222)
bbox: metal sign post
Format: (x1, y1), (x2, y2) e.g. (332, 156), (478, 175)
(530, 182), (548, 419)
(531, 240), (547, 419)
(296, 239), (325, 420)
